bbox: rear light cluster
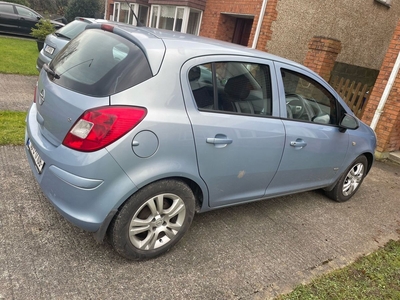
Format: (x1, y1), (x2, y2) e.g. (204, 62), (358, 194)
(63, 106), (147, 152)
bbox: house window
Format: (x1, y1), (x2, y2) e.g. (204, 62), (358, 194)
(150, 5), (202, 35)
(113, 2), (149, 26)
(187, 10), (201, 35)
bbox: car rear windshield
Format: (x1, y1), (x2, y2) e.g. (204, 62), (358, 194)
(49, 29), (152, 97)
(55, 19), (89, 40)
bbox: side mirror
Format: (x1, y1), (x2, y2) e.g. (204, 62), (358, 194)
(339, 113), (359, 132)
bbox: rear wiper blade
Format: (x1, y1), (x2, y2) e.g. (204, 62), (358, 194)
(54, 32), (70, 39)
(43, 64), (60, 79)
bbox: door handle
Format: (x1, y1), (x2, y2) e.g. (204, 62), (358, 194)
(206, 137), (233, 145)
(290, 139), (307, 148)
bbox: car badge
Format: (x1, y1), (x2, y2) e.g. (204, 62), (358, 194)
(39, 89), (45, 105)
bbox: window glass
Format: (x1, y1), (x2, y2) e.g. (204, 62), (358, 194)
(16, 6), (38, 18)
(187, 10), (201, 35)
(151, 5), (158, 27)
(56, 20), (88, 39)
(113, 2), (120, 21)
(49, 29), (152, 97)
(138, 5), (149, 26)
(189, 62), (272, 116)
(150, 5), (201, 35)
(159, 5), (175, 30)
(119, 2), (129, 23)
(174, 7), (184, 32)
(281, 69), (337, 124)
(0, 4), (14, 14)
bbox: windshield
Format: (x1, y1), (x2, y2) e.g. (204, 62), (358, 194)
(49, 29), (152, 97)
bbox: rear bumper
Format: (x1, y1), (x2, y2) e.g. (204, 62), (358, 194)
(25, 104), (138, 232)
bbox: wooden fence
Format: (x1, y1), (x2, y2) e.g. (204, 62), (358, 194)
(329, 76), (371, 118)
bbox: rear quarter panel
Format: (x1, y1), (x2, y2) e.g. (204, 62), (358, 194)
(107, 51), (208, 207)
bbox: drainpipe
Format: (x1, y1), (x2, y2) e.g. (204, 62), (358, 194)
(251, 0), (268, 49)
(370, 50), (400, 130)
(104, 0), (108, 19)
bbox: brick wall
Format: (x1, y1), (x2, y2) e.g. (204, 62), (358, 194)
(252, 0), (277, 51)
(303, 36), (342, 82)
(362, 20), (400, 155)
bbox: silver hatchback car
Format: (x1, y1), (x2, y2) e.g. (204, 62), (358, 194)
(26, 23), (376, 260)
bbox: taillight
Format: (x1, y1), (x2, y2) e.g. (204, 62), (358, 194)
(33, 81), (38, 103)
(63, 106), (147, 152)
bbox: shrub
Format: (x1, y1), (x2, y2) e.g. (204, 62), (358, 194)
(30, 19), (56, 41)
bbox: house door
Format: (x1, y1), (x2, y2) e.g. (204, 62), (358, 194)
(232, 18), (253, 46)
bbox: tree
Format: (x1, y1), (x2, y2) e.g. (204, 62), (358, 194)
(65, 0), (101, 22)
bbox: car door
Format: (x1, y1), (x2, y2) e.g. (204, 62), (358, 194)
(0, 3), (18, 34)
(265, 62), (349, 196)
(15, 5), (40, 35)
(182, 57), (286, 207)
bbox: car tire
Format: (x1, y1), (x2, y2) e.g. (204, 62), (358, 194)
(325, 155), (368, 202)
(110, 179), (195, 260)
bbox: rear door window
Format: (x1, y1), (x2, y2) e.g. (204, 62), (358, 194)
(49, 29), (152, 97)
(0, 4), (14, 14)
(189, 62), (273, 116)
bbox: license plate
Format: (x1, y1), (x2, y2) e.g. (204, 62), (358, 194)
(27, 139), (45, 174)
(44, 45), (55, 55)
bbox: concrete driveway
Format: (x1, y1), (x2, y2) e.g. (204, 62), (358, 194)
(0, 74), (399, 299)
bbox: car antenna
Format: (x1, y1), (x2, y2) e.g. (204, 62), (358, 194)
(125, 0), (143, 27)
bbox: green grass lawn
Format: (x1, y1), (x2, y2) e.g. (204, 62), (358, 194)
(0, 36), (35, 145)
(0, 111), (26, 145)
(0, 36), (38, 75)
(277, 239), (400, 299)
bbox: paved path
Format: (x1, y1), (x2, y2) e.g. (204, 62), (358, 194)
(0, 74), (37, 111)
(0, 74), (400, 299)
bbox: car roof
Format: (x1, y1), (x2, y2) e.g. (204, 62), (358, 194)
(121, 23), (305, 68)
(86, 22), (314, 77)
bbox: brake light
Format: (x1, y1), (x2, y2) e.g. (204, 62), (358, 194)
(63, 106), (147, 152)
(101, 24), (115, 32)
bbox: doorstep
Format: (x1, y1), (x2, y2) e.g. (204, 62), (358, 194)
(388, 151), (400, 164)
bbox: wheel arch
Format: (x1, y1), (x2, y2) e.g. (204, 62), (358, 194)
(95, 176), (206, 243)
(363, 151), (374, 175)
(324, 152), (373, 193)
